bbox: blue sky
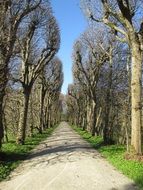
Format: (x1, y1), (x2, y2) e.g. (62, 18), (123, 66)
(51, 0), (87, 94)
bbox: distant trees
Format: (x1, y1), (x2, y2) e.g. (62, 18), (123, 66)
(81, 0), (143, 154)
(39, 57), (63, 133)
(68, 84), (86, 128)
(0, 1), (63, 147)
(72, 29), (109, 136)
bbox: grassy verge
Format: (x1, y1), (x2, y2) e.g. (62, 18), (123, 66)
(72, 125), (143, 190)
(0, 126), (57, 181)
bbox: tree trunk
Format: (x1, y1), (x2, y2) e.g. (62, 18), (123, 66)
(48, 109), (51, 128)
(0, 100), (4, 148)
(44, 106), (48, 129)
(125, 117), (130, 153)
(39, 86), (45, 134)
(91, 99), (96, 136)
(29, 97), (34, 137)
(95, 107), (102, 136)
(0, 61), (8, 148)
(86, 100), (92, 132)
(104, 94), (112, 144)
(3, 112), (8, 143)
(131, 42), (142, 154)
(17, 89), (31, 145)
(87, 98), (96, 135)
(103, 47), (113, 144)
(127, 54), (131, 152)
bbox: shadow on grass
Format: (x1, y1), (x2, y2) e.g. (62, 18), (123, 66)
(0, 152), (27, 162)
(134, 175), (143, 190)
(99, 145), (126, 153)
(92, 141), (105, 149)
(0, 152), (25, 181)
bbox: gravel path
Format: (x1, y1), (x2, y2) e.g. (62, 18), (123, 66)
(0, 122), (139, 190)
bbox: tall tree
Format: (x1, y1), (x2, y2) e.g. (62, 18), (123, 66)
(14, 8), (60, 144)
(81, 0), (143, 154)
(0, 0), (43, 148)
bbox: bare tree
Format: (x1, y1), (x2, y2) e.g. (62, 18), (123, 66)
(72, 29), (109, 135)
(13, 7), (60, 144)
(81, 0), (143, 154)
(0, 0), (43, 148)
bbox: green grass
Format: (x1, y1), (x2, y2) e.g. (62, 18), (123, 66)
(0, 126), (57, 181)
(72, 125), (143, 190)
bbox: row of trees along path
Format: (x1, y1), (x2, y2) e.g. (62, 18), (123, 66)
(66, 0), (143, 155)
(0, 0), (63, 147)
(0, 1), (143, 189)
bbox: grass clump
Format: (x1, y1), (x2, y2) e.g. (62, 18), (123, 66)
(0, 126), (57, 181)
(72, 125), (143, 190)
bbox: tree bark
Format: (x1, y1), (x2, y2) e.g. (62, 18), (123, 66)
(48, 112), (51, 128)
(0, 61), (7, 148)
(86, 99), (92, 132)
(86, 98), (96, 136)
(104, 82), (113, 143)
(44, 106), (48, 129)
(3, 111), (8, 143)
(91, 99), (96, 136)
(17, 89), (31, 145)
(39, 86), (46, 134)
(131, 42), (142, 154)
(95, 107), (102, 136)
(103, 46), (113, 144)
(0, 100), (4, 148)
(29, 97), (34, 137)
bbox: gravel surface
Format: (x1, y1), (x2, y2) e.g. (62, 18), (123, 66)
(0, 122), (139, 190)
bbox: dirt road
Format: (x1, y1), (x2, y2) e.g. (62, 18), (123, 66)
(0, 122), (139, 190)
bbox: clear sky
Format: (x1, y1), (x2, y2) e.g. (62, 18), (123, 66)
(51, 0), (87, 94)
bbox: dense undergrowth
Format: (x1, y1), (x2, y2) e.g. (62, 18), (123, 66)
(72, 125), (143, 190)
(0, 126), (57, 181)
